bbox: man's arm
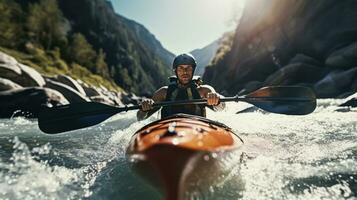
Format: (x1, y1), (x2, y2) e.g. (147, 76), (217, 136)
(199, 85), (226, 111)
(137, 86), (167, 121)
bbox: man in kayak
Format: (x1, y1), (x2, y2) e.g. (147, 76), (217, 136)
(137, 53), (225, 120)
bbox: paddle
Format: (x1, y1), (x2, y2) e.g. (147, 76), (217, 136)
(38, 86), (316, 134)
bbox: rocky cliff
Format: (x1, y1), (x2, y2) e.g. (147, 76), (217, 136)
(121, 16), (175, 66)
(57, 0), (173, 94)
(0, 51), (142, 118)
(9, 0), (173, 94)
(191, 39), (221, 76)
(204, 0), (357, 98)
(0, 0), (176, 117)
(191, 32), (235, 77)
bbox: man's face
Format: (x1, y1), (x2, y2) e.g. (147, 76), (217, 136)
(175, 64), (193, 85)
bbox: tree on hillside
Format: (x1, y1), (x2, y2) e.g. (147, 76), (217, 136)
(115, 64), (133, 91)
(69, 33), (97, 72)
(0, 0), (24, 48)
(27, 0), (68, 50)
(96, 48), (110, 78)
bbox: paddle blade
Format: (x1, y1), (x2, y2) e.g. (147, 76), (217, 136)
(244, 86), (317, 115)
(38, 102), (119, 134)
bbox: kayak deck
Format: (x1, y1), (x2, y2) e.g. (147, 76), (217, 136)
(129, 114), (243, 152)
(126, 114), (244, 200)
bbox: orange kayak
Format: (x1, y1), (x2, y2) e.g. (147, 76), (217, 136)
(126, 114), (244, 200)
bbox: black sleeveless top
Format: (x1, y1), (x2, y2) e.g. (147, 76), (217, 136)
(161, 81), (206, 118)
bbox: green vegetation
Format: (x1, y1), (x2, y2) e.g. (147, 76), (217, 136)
(27, 0), (67, 50)
(0, 0), (171, 94)
(0, 46), (121, 92)
(210, 31), (235, 66)
(0, 0), (120, 91)
(0, 0), (24, 48)
(67, 33), (96, 72)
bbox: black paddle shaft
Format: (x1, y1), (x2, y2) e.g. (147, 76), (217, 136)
(38, 86), (316, 134)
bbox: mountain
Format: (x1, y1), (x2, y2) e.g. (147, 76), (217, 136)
(190, 32), (234, 77)
(4, 0), (174, 95)
(121, 17), (175, 67)
(57, 0), (174, 94)
(190, 39), (220, 76)
(203, 0), (357, 98)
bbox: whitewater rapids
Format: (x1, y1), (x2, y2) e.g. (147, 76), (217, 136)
(0, 100), (356, 200)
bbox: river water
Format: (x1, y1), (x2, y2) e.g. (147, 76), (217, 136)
(0, 100), (356, 200)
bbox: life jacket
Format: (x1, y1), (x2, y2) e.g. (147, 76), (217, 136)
(161, 76), (206, 118)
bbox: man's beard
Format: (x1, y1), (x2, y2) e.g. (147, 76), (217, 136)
(176, 74), (192, 87)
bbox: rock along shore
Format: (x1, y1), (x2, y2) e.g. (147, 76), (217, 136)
(0, 51), (141, 118)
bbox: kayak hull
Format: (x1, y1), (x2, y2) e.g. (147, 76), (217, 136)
(126, 114), (244, 200)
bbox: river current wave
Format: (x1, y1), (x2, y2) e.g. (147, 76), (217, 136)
(0, 100), (356, 200)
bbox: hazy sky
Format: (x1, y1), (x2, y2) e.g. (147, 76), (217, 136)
(110, 0), (245, 55)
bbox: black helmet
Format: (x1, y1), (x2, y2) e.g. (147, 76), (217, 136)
(172, 53), (197, 69)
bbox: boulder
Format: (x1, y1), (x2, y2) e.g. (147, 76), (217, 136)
(80, 82), (101, 97)
(17, 63), (46, 87)
(0, 63), (22, 79)
(0, 78), (22, 91)
(90, 95), (114, 105)
(203, 1), (357, 96)
(55, 75), (86, 96)
(0, 51), (18, 65)
(314, 67), (357, 98)
(264, 63), (326, 86)
(241, 81), (263, 94)
(45, 79), (89, 103)
(339, 92), (357, 107)
(99, 84), (109, 92)
(120, 92), (141, 105)
(79, 81), (122, 105)
(107, 91), (123, 105)
(325, 41), (357, 69)
(0, 56), (45, 87)
(0, 87), (68, 118)
(289, 54), (322, 66)
(314, 74), (340, 98)
(233, 52), (279, 84)
(337, 91), (356, 99)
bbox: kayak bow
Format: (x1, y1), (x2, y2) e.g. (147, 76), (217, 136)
(126, 114), (244, 200)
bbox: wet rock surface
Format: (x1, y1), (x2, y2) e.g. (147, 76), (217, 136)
(339, 92), (357, 107)
(0, 78), (22, 91)
(0, 51), (141, 118)
(314, 67), (357, 98)
(0, 54), (45, 87)
(204, 0), (357, 99)
(51, 75), (86, 96)
(0, 87), (68, 118)
(44, 79), (89, 103)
